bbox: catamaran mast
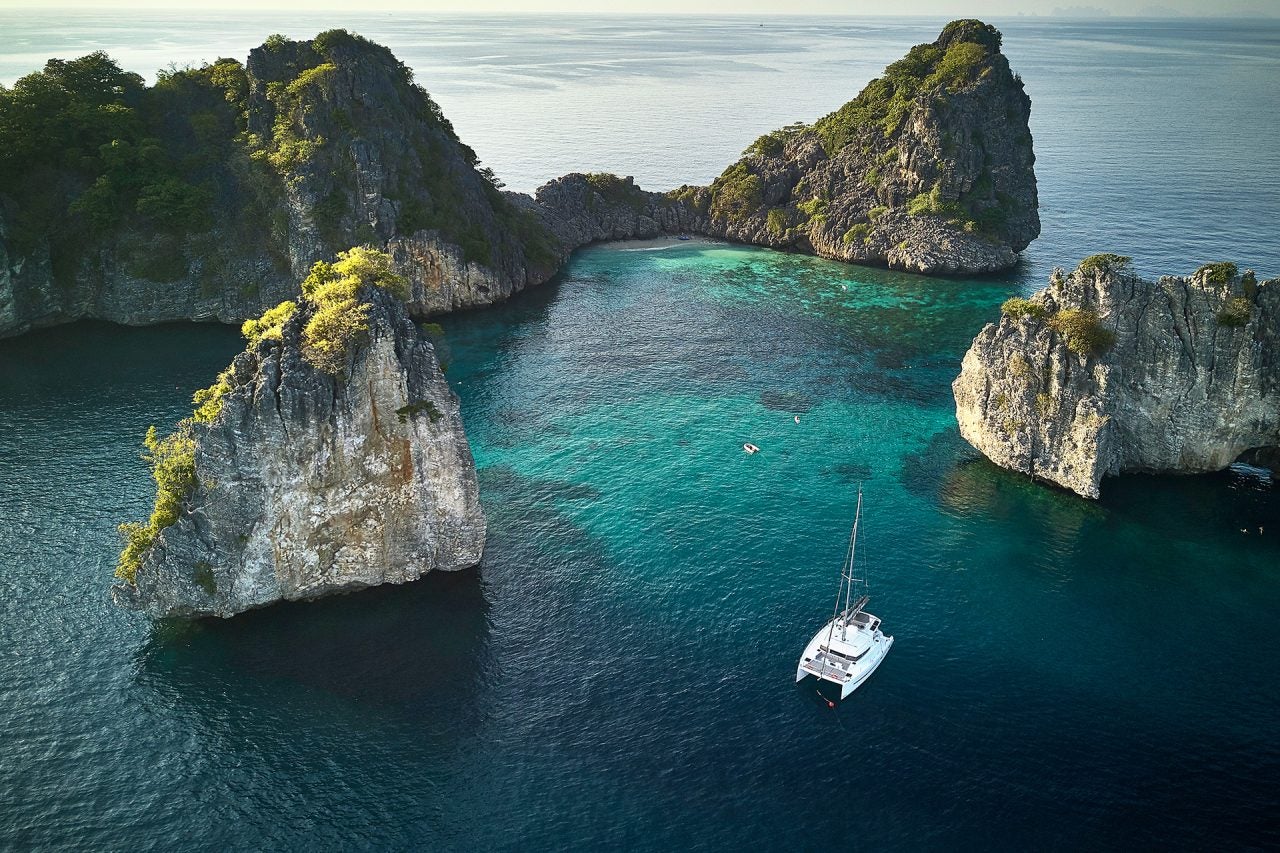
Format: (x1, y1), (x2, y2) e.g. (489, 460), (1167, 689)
(844, 487), (863, 616)
(826, 487), (862, 647)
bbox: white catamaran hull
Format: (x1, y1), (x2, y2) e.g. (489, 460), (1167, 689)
(795, 614), (893, 699)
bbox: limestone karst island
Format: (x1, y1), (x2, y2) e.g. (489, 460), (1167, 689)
(1, 7), (1275, 851)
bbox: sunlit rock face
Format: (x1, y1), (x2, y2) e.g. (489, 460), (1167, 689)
(954, 262), (1279, 498)
(113, 288), (486, 618)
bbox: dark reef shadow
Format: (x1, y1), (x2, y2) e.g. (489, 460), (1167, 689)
(758, 389), (815, 413)
(899, 426), (979, 503)
(136, 566), (493, 714)
(935, 444), (1280, 555)
(1098, 467), (1280, 550)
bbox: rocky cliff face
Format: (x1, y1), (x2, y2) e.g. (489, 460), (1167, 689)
(0, 30), (558, 340)
(242, 32), (560, 314)
(952, 259), (1279, 498)
(1, 21), (1038, 340)
(112, 283), (485, 618)
(534, 19), (1039, 274)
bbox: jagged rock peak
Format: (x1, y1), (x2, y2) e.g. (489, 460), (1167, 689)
(112, 249), (486, 618)
(936, 19), (1005, 51)
(952, 257), (1278, 498)
(533, 19), (1039, 275)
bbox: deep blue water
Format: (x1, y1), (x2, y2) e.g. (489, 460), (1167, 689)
(1, 14), (1279, 851)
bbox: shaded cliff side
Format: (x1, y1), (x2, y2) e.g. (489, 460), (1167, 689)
(952, 257), (1279, 498)
(0, 30), (558, 339)
(534, 19), (1039, 274)
(112, 249), (485, 618)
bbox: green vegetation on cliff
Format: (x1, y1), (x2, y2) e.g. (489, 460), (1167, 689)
(709, 162), (763, 220)
(582, 173), (648, 212)
(906, 185), (965, 220)
(812, 20), (1000, 154)
(1078, 254), (1133, 276)
(1195, 262), (1238, 285)
(115, 247), (406, 582)
(1001, 296), (1048, 321)
(1217, 296), (1251, 327)
(1000, 295), (1112, 356)
(241, 299), (298, 345)
(116, 425), (197, 582)
(0, 51), (253, 275)
(299, 246), (409, 373)
(396, 399), (443, 423)
(1050, 308), (1115, 357)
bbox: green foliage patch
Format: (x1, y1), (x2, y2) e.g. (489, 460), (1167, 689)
(708, 161), (763, 221)
(1049, 308), (1115, 357)
(396, 399), (443, 424)
(1217, 296), (1251, 327)
(1196, 261), (1238, 285)
(300, 247), (408, 373)
(766, 208), (788, 236)
(116, 424), (197, 582)
(584, 172), (647, 213)
(906, 184), (965, 221)
(191, 369), (234, 424)
(1001, 296), (1048, 321)
(796, 195), (828, 221)
(1078, 254), (1133, 276)
(842, 222), (871, 245)
(241, 299), (297, 345)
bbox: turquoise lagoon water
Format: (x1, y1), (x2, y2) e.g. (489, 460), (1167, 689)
(2, 243), (1277, 849)
(2, 13), (1280, 851)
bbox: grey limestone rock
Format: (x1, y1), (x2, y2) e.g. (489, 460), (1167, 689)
(533, 19), (1038, 275)
(0, 20), (1041, 340)
(112, 287), (485, 618)
(953, 261), (1279, 498)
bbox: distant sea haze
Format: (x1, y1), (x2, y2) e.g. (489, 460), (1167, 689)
(2, 12), (1278, 282)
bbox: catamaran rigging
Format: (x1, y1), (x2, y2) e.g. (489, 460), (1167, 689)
(796, 487), (893, 699)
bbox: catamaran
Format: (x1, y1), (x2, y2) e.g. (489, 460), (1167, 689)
(795, 489), (893, 699)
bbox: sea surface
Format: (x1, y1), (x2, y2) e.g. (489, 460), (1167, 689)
(1, 13), (1279, 851)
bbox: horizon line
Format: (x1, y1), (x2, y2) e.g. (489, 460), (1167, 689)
(0, 7), (1275, 20)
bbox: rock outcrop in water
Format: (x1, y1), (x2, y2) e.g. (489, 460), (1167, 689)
(952, 257), (1279, 498)
(533, 19), (1039, 274)
(0, 20), (1038, 339)
(111, 250), (485, 618)
(0, 30), (559, 339)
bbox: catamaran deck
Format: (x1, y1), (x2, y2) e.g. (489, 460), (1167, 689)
(796, 612), (893, 697)
(795, 490), (892, 699)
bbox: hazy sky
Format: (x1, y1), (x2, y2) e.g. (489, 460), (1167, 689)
(0, 1), (1273, 17)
